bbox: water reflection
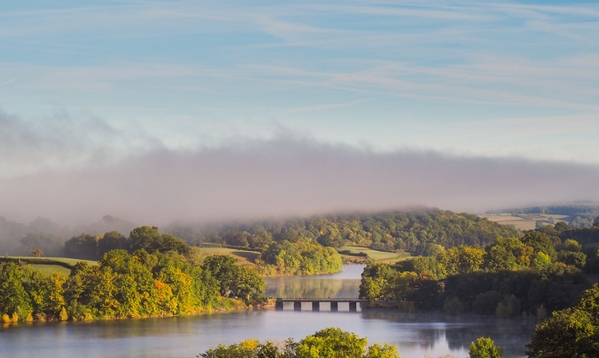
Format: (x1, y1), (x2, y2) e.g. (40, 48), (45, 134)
(265, 264), (363, 299)
(361, 310), (537, 358)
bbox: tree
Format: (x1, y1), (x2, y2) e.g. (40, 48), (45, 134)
(469, 337), (502, 358)
(230, 265), (265, 304)
(437, 245), (485, 276)
(554, 222), (572, 233)
(562, 239), (582, 252)
(295, 328), (398, 358)
(484, 237), (534, 271)
(32, 248), (43, 257)
(527, 284), (599, 358)
(159, 234), (191, 255)
(222, 231), (250, 247)
(531, 252), (551, 270)
(522, 231), (557, 261)
(202, 255), (239, 297)
(98, 231), (127, 257)
(129, 226), (162, 252)
(0, 263), (33, 320)
(64, 233), (100, 260)
(557, 251), (587, 269)
(198, 329), (401, 358)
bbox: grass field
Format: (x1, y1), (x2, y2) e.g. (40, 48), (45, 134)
(194, 247), (261, 266)
(1, 256), (98, 277)
(29, 264), (73, 277)
(338, 246), (411, 263)
(8, 256), (98, 266)
(482, 214), (568, 231)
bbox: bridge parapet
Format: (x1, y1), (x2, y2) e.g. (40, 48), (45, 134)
(275, 298), (368, 312)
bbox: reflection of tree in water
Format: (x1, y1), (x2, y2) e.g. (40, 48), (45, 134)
(444, 317), (537, 358)
(415, 327), (444, 350)
(361, 311), (536, 358)
(265, 278), (360, 298)
(361, 310), (435, 322)
(362, 312), (445, 351)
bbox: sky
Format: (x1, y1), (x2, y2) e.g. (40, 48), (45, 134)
(1, 0), (598, 225)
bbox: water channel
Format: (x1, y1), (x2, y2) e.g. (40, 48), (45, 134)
(0, 265), (537, 358)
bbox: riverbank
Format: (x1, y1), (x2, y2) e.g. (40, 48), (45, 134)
(1, 297), (253, 325)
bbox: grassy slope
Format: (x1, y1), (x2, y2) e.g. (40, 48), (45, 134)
(29, 264), (72, 277)
(1, 256), (98, 277)
(338, 245), (411, 263)
(7, 256), (98, 266)
(193, 247), (261, 266)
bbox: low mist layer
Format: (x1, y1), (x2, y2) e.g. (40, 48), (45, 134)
(1, 134), (598, 226)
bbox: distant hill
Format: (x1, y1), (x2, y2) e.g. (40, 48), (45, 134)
(71, 215), (137, 236)
(165, 208), (521, 253)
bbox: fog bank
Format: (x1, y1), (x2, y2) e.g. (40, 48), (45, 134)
(1, 136), (598, 226)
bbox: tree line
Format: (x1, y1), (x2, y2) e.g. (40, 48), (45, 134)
(167, 208), (520, 253)
(0, 227), (266, 323)
(62, 226), (343, 276)
(360, 222), (599, 317)
(257, 241), (342, 276)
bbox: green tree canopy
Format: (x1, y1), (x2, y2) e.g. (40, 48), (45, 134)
(197, 328), (400, 358)
(527, 284), (599, 358)
(469, 337), (502, 358)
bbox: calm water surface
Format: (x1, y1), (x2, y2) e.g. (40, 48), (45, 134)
(0, 265), (537, 358)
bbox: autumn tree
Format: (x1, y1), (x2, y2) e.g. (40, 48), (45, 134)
(0, 263), (32, 321)
(484, 237), (534, 271)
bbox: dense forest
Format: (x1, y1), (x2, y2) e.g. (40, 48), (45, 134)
(166, 208), (521, 253)
(0, 248), (265, 322)
(0, 208), (526, 277)
(61, 226), (343, 277)
(360, 219), (599, 317)
(0, 226), (271, 322)
(257, 241), (342, 276)
(4, 207), (598, 260)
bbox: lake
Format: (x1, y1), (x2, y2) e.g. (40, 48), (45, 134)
(0, 265), (537, 358)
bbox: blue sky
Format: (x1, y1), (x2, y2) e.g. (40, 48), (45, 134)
(1, 1), (599, 223)
(2, 0), (598, 164)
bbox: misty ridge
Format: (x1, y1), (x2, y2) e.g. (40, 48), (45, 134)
(2, 109), (599, 226)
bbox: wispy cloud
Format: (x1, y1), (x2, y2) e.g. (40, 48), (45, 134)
(278, 98), (374, 114)
(0, 78), (16, 87)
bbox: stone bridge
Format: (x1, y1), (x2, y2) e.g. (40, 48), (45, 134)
(275, 298), (369, 312)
